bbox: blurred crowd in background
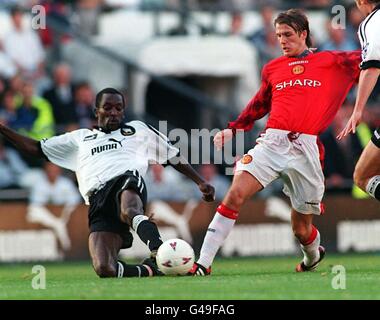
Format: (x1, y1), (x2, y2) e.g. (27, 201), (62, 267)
(0, 0), (379, 205)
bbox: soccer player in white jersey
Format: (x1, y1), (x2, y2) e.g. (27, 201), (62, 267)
(338, 0), (380, 202)
(0, 87), (215, 278)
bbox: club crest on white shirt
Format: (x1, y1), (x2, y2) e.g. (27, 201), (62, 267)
(121, 126), (136, 136)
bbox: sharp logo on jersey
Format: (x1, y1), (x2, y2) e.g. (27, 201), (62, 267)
(275, 79), (322, 91)
(120, 126), (136, 136)
(292, 65), (305, 75)
(91, 143), (118, 155)
(83, 134), (98, 141)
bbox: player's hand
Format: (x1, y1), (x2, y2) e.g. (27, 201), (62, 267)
(198, 182), (215, 202)
(337, 110), (363, 140)
(213, 129), (234, 151)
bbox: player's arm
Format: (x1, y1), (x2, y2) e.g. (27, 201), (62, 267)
(214, 66), (272, 150)
(0, 123), (44, 158)
(338, 68), (380, 139)
(357, 68), (380, 111)
(337, 33), (380, 138)
(356, 68), (379, 119)
(168, 156), (215, 202)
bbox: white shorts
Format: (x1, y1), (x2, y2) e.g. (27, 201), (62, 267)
(235, 129), (325, 215)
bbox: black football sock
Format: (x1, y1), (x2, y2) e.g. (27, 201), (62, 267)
(135, 220), (163, 251)
(116, 260), (152, 277)
(375, 184), (380, 201)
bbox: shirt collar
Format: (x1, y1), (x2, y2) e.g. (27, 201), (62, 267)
(93, 123), (127, 134)
(295, 49), (312, 58)
(93, 126), (119, 134)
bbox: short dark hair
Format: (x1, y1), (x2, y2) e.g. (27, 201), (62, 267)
(10, 5), (23, 16)
(95, 87), (126, 109)
(274, 9), (312, 48)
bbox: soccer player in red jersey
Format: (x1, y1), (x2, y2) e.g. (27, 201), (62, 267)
(188, 9), (361, 276)
(338, 0), (380, 202)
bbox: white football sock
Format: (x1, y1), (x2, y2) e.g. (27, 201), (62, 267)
(301, 229), (320, 266)
(197, 212), (236, 268)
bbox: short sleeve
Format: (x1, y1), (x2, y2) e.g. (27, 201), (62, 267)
(40, 131), (79, 171)
(145, 124), (179, 164)
(360, 16), (380, 69)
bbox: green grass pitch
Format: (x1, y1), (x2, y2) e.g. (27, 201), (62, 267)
(1, 253), (380, 300)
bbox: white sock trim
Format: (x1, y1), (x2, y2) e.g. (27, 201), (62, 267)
(143, 264), (153, 276)
(136, 265), (142, 277)
(366, 176), (380, 198)
(117, 261), (124, 278)
(132, 215), (149, 231)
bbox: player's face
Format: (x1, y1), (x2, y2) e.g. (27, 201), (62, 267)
(96, 93), (125, 131)
(275, 23), (308, 57)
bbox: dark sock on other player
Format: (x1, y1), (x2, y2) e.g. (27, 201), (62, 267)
(136, 220), (163, 251)
(116, 260), (151, 277)
(375, 184), (380, 201)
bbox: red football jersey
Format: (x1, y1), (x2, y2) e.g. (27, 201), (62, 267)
(228, 51), (361, 135)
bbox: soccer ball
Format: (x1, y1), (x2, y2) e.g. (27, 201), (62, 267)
(156, 238), (195, 275)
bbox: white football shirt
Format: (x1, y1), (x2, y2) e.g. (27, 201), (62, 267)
(40, 120), (179, 204)
(358, 6), (380, 70)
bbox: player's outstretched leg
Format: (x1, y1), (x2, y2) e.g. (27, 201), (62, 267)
(188, 171), (263, 276)
(89, 231), (163, 278)
(120, 190), (163, 256)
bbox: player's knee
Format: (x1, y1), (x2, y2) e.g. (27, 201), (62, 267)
(229, 191), (245, 208)
(353, 167), (367, 191)
(224, 188), (246, 209)
(94, 263), (117, 278)
(120, 206), (142, 224)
